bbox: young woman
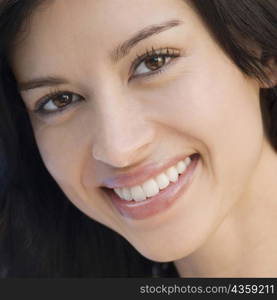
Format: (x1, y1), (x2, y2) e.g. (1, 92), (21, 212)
(0, 0), (276, 277)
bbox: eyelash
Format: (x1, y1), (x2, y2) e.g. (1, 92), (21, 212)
(34, 46), (181, 116)
(130, 46), (180, 80)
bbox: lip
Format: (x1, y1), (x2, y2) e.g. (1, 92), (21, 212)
(102, 153), (200, 220)
(101, 152), (197, 189)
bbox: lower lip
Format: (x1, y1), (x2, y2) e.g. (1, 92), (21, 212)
(103, 153), (200, 220)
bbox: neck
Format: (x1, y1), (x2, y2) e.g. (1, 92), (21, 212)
(174, 139), (277, 277)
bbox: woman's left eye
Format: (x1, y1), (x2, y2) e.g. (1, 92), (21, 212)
(132, 48), (180, 78)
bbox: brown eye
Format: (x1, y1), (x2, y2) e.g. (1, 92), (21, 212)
(144, 55), (166, 71)
(36, 92), (84, 114)
(53, 93), (73, 108)
(134, 54), (170, 76)
(132, 48), (180, 78)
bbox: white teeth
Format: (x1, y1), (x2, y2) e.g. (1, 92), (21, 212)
(155, 173), (170, 189)
(185, 156), (191, 166)
(142, 179), (159, 198)
(165, 166), (179, 183)
(114, 188), (124, 198)
(176, 160), (187, 174)
(121, 187), (132, 201)
(113, 155), (194, 201)
(130, 185), (146, 201)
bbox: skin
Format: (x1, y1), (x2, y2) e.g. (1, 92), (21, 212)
(11, 0), (277, 277)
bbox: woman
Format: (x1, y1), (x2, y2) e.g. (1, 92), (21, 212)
(0, 0), (276, 278)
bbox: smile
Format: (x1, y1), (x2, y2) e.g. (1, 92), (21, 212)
(114, 156), (193, 201)
(102, 153), (200, 220)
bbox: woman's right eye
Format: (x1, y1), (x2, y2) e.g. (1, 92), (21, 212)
(35, 92), (85, 115)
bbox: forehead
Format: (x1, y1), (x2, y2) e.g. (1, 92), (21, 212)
(11, 0), (200, 78)
(26, 0), (191, 32)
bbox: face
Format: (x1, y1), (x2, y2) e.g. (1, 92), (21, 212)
(11, 0), (264, 262)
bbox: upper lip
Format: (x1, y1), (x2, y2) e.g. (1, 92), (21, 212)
(100, 153), (196, 189)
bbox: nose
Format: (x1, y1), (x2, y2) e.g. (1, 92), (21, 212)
(92, 93), (155, 168)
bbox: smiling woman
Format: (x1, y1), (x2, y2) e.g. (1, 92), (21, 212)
(0, 0), (277, 278)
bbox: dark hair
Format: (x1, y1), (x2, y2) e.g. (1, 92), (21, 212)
(0, 0), (276, 277)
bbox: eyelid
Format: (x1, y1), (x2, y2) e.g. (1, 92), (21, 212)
(33, 90), (85, 115)
(129, 46), (181, 80)
(130, 56), (180, 82)
(31, 46), (181, 117)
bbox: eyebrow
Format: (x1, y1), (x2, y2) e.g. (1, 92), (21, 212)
(18, 19), (183, 92)
(18, 76), (69, 92)
(110, 19), (183, 63)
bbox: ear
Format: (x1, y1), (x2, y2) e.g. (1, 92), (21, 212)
(260, 56), (277, 89)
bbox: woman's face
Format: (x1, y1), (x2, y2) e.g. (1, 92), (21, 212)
(12, 0), (264, 261)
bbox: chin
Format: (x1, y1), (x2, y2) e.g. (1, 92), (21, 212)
(138, 247), (192, 263)
(129, 237), (202, 263)
(125, 220), (215, 263)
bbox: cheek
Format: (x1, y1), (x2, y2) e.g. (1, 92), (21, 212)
(141, 58), (263, 201)
(33, 124), (109, 223)
(32, 118), (91, 188)
(142, 64), (262, 153)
